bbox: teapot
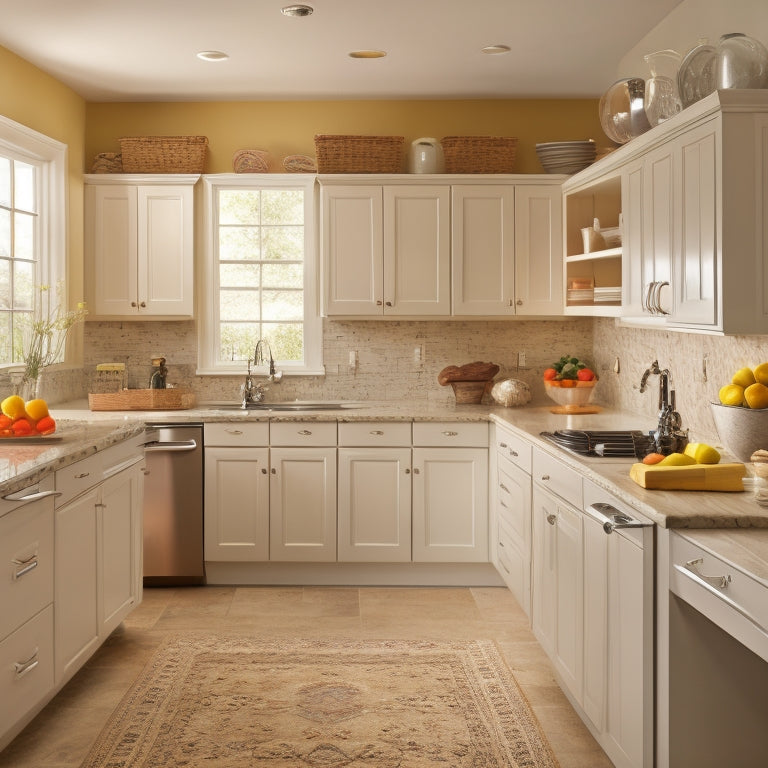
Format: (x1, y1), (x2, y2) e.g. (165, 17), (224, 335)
(408, 138), (445, 173)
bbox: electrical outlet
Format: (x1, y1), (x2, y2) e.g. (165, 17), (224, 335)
(348, 350), (357, 369)
(414, 345), (423, 362)
(518, 351), (526, 368)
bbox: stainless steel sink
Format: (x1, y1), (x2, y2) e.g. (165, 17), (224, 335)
(208, 402), (364, 412)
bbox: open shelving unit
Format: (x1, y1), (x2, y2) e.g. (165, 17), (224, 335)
(563, 173), (622, 316)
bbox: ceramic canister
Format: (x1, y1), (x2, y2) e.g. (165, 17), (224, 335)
(408, 138), (445, 173)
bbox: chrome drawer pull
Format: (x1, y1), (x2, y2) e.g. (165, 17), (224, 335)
(685, 557), (731, 590)
(369, 430), (384, 436)
(14, 649), (39, 679)
(74, 471), (90, 479)
(499, 442), (508, 449)
(226, 429), (243, 435)
(442, 430), (458, 437)
(674, 561), (767, 635)
(499, 483), (510, 493)
(2, 488), (60, 502)
(540, 474), (550, 481)
(509, 449), (519, 457)
(12, 554), (39, 580)
(500, 500), (508, 509)
(298, 430), (312, 436)
(546, 513), (557, 525)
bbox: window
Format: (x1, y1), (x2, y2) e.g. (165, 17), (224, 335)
(0, 115), (67, 369)
(199, 176), (322, 375)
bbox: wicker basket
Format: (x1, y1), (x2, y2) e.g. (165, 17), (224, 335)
(314, 135), (404, 173)
(119, 136), (208, 173)
(91, 152), (123, 173)
(450, 380), (493, 404)
(441, 136), (518, 173)
(88, 388), (196, 411)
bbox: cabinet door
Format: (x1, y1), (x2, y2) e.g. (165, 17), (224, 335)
(204, 447), (270, 561)
(87, 183), (138, 316)
(383, 185), (450, 315)
(99, 461), (143, 637)
(621, 159), (646, 316)
(270, 447), (337, 561)
(532, 485), (557, 655)
(138, 185), (194, 316)
(412, 447), (488, 562)
(452, 185), (516, 315)
(673, 121), (718, 327)
(337, 447), (412, 562)
(514, 185), (563, 315)
(322, 185), (383, 315)
(55, 487), (100, 686)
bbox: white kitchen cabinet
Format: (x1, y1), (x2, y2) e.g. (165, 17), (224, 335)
(337, 448), (412, 562)
(84, 174), (197, 319)
(204, 446), (270, 561)
(54, 439), (145, 687)
(452, 183), (562, 316)
(321, 181), (450, 316)
(491, 424), (533, 616)
(0, 478), (56, 751)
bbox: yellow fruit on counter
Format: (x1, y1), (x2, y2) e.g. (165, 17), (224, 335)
(744, 382), (768, 409)
(753, 362), (768, 386)
(683, 442), (721, 464)
(732, 366), (756, 388)
(718, 383), (745, 407)
(658, 452), (697, 466)
(24, 398), (49, 422)
(1, 394), (26, 420)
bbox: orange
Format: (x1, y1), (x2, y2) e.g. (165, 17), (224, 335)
(642, 453), (665, 465)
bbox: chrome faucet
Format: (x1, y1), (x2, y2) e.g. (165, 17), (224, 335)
(240, 340), (283, 408)
(639, 360), (688, 454)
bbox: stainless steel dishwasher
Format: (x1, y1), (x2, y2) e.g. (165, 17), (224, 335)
(142, 423), (205, 586)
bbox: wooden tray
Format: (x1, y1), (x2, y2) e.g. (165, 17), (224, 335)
(88, 389), (196, 411)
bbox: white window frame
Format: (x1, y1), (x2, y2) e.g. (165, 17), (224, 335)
(0, 115), (68, 371)
(198, 174), (323, 376)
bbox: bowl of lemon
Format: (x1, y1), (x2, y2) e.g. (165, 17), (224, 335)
(712, 362), (768, 461)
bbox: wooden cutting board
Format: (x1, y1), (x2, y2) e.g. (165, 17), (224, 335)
(630, 462), (747, 491)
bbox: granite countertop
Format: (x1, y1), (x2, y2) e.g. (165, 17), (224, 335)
(3, 398), (767, 532)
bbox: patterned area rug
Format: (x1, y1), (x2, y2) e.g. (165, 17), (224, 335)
(81, 636), (559, 767)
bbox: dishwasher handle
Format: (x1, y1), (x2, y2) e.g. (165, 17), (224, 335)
(585, 502), (652, 534)
(143, 439), (198, 453)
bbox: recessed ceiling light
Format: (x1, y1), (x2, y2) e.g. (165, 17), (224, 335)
(281, 4), (313, 16)
(481, 44), (511, 55)
(197, 51), (229, 62)
(348, 50), (387, 59)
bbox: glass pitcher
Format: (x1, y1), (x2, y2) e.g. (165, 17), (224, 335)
(643, 49), (683, 126)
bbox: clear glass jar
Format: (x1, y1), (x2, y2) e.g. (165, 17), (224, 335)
(599, 78), (652, 144)
(644, 49), (683, 125)
(715, 32), (768, 90)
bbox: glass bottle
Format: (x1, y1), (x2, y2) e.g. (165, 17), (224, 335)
(715, 32), (768, 90)
(643, 49), (683, 126)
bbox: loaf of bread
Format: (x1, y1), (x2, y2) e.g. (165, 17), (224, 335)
(437, 361), (500, 386)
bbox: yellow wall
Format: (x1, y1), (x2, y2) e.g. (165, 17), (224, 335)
(0, 45), (86, 315)
(85, 99), (605, 174)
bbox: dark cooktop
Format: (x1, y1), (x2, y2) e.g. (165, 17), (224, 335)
(540, 429), (654, 459)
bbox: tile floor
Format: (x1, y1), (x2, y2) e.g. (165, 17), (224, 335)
(0, 586), (614, 767)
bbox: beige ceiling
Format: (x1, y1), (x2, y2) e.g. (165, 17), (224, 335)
(1, 0), (683, 102)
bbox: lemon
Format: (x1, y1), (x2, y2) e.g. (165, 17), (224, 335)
(718, 383), (745, 406)
(732, 366), (756, 388)
(683, 442), (721, 464)
(1, 394), (26, 420)
(24, 398), (49, 421)
(744, 382), (768, 409)
(658, 452), (697, 466)
(754, 362), (768, 386)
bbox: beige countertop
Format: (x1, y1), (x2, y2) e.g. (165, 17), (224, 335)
(3, 398), (767, 533)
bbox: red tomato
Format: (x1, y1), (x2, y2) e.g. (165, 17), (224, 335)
(36, 416), (56, 435)
(577, 368), (595, 381)
(12, 418), (34, 436)
(0, 414), (11, 430)
(543, 368), (558, 380)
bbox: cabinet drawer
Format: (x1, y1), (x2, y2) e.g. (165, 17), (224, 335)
(55, 453), (103, 507)
(0, 605), (54, 740)
(412, 421), (488, 447)
(338, 422), (411, 447)
(670, 532), (768, 663)
(532, 447), (583, 508)
(205, 422), (269, 447)
(270, 421), (337, 446)
(497, 455), (528, 543)
(0, 499), (54, 642)
(494, 425), (532, 473)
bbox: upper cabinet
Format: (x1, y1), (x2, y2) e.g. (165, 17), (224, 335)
(565, 90), (768, 334)
(85, 174), (198, 320)
(319, 175), (563, 319)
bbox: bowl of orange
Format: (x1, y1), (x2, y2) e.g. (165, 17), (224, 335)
(543, 356), (598, 412)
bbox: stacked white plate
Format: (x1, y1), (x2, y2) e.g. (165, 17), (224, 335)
(536, 140), (596, 174)
(593, 286), (622, 303)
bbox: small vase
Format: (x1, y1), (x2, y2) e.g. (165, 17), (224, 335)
(14, 378), (40, 401)
(715, 33), (768, 90)
(643, 49), (683, 125)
